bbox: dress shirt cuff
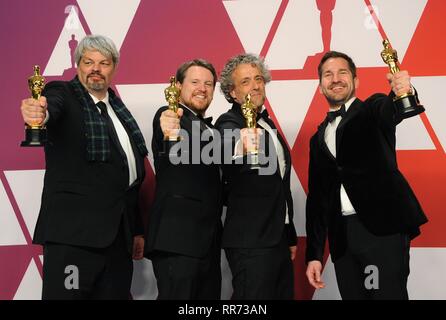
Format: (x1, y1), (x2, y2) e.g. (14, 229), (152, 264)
(232, 139), (244, 160)
(42, 110), (50, 125)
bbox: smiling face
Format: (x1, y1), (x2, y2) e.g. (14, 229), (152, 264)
(319, 57), (359, 109)
(230, 63), (266, 109)
(77, 49), (115, 99)
(178, 65), (215, 116)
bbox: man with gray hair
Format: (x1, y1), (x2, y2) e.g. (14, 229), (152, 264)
(20, 34), (148, 299)
(215, 53), (297, 299)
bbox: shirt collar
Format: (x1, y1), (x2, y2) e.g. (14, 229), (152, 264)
(90, 91), (109, 105)
(329, 96), (356, 112)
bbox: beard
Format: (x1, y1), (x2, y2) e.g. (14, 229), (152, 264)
(86, 74), (106, 92)
(181, 93), (213, 114)
(87, 81), (106, 91)
(323, 85), (355, 107)
(187, 100), (211, 114)
(325, 94), (350, 106)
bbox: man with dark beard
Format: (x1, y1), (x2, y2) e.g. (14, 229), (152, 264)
(305, 51), (427, 299)
(20, 35), (148, 299)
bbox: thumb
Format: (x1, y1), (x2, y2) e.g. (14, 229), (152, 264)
(177, 107), (184, 118)
(315, 269), (322, 282)
(39, 96), (47, 108)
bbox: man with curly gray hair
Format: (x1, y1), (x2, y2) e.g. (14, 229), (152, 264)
(219, 53), (271, 103)
(215, 53), (297, 299)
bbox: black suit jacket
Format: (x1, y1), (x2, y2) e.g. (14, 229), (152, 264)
(33, 81), (146, 252)
(215, 103), (297, 249)
(305, 93), (428, 263)
(145, 105), (223, 258)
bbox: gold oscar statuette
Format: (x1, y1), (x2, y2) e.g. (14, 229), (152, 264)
(163, 76), (181, 142)
(21, 65), (47, 147)
(381, 39), (425, 119)
(241, 93), (260, 167)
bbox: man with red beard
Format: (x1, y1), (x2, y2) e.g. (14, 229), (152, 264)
(305, 51), (427, 299)
(146, 59), (223, 299)
(20, 35), (148, 299)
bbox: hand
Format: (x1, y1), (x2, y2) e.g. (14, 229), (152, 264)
(240, 127), (262, 154)
(306, 260), (325, 289)
(160, 108), (183, 138)
(289, 245), (297, 261)
(386, 70), (412, 97)
(21, 96), (47, 126)
(132, 235), (144, 260)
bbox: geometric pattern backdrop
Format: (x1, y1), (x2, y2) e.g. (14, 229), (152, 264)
(1, 0), (445, 300)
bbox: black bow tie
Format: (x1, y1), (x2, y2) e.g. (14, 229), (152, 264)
(326, 104), (346, 123)
(197, 114), (213, 126)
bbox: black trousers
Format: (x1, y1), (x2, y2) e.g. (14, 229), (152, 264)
(151, 242), (221, 300)
(334, 215), (410, 300)
(225, 231), (294, 300)
(42, 225), (133, 300)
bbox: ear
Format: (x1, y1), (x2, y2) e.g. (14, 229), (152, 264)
(318, 84), (323, 94)
(230, 89), (236, 100)
(176, 81), (182, 90)
(354, 77), (359, 90)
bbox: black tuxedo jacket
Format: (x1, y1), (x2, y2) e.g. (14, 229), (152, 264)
(145, 106), (223, 258)
(215, 103), (297, 249)
(32, 81), (146, 252)
(305, 93), (428, 263)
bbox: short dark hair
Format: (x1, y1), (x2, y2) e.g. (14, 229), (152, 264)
(176, 59), (217, 87)
(318, 51), (357, 81)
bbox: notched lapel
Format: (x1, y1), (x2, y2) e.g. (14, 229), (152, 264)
(317, 119), (335, 161)
(335, 98), (361, 155)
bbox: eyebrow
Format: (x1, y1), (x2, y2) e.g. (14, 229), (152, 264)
(191, 78), (212, 82)
(323, 68), (349, 74)
(82, 57), (111, 62)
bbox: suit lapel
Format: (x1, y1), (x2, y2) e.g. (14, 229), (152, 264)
(124, 129), (144, 186)
(335, 98), (361, 155)
(181, 105), (212, 133)
(231, 103), (248, 128)
(277, 129), (291, 179)
(261, 112), (292, 180)
(231, 103), (291, 179)
(317, 119), (336, 162)
(107, 100), (145, 184)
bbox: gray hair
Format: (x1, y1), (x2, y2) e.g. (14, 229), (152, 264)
(219, 53), (271, 103)
(75, 34), (120, 66)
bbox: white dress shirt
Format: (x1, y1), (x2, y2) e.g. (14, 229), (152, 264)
(233, 107), (290, 224)
(257, 116), (290, 224)
(92, 92), (137, 186)
(324, 97), (357, 216)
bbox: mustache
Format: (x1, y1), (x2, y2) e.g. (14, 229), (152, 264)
(329, 82), (346, 89)
(193, 91), (208, 97)
(87, 72), (105, 79)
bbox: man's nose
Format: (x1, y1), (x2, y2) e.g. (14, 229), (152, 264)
(332, 73), (340, 82)
(92, 63), (101, 72)
(197, 83), (206, 92)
